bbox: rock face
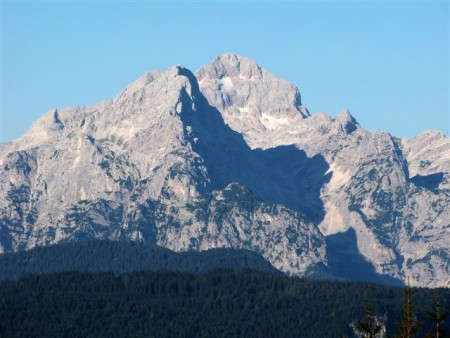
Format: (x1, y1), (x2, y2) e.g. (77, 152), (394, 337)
(1, 53), (449, 287)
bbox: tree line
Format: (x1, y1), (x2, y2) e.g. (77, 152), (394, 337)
(0, 269), (448, 337)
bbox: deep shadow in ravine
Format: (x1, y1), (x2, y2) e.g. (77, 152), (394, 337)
(178, 68), (331, 224)
(323, 228), (404, 286)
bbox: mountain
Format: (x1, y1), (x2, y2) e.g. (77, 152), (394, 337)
(0, 240), (280, 280)
(1, 53), (449, 287)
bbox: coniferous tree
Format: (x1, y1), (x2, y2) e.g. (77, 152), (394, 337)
(396, 278), (422, 338)
(352, 305), (386, 338)
(425, 297), (449, 338)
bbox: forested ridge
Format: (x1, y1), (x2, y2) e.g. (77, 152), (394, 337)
(0, 269), (449, 338)
(0, 240), (279, 280)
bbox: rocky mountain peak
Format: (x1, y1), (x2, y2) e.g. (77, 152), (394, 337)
(197, 53), (309, 141)
(197, 53), (263, 80)
(333, 109), (360, 134)
(115, 65), (199, 105)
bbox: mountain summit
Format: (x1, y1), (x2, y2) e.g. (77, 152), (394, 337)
(198, 54), (309, 141)
(1, 54), (449, 287)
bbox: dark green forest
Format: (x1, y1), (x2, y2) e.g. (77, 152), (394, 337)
(0, 240), (279, 280)
(1, 269), (449, 338)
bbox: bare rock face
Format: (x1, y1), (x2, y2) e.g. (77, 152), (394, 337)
(0, 64), (325, 277)
(199, 54), (450, 287)
(1, 53), (449, 287)
(197, 53), (309, 142)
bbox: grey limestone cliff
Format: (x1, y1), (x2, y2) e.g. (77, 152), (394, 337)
(1, 53), (448, 287)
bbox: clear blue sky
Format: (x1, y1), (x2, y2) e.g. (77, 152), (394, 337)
(1, 1), (449, 142)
